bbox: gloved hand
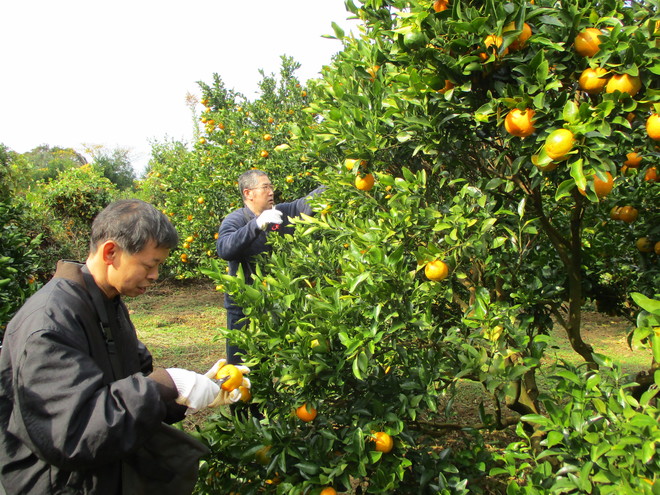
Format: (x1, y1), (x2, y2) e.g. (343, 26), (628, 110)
(256, 208), (283, 230)
(166, 368), (220, 414)
(204, 359), (252, 407)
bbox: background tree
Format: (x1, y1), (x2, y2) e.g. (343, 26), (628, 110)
(85, 145), (136, 190)
(21, 144), (87, 182)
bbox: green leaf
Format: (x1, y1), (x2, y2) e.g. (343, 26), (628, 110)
(631, 293), (660, 315)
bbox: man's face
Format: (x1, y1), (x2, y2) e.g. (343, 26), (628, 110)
(107, 240), (170, 298)
(245, 176), (274, 215)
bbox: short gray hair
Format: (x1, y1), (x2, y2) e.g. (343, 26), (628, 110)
(89, 199), (178, 254)
(238, 169), (268, 200)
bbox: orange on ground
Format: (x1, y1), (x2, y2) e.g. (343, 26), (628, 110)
(647, 114), (660, 141)
(425, 260), (449, 281)
(623, 152), (642, 169)
(215, 364), (243, 391)
(355, 173), (375, 191)
(544, 129), (575, 160)
(373, 431), (394, 453)
(578, 67), (609, 94)
(574, 28), (603, 57)
(433, 0), (448, 12)
(504, 22), (532, 50)
(605, 73), (642, 97)
(504, 108), (536, 137)
(296, 403), (317, 422)
(636, 237), (653, 253)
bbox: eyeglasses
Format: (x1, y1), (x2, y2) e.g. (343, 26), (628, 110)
(251, 184), (274, 191)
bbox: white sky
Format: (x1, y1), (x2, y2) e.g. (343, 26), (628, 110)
(0, 1), (360, 174)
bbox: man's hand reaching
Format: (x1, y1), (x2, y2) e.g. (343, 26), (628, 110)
(256, 208), (283, 230)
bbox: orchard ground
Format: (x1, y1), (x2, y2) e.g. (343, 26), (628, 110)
(127, 278), (648, 436)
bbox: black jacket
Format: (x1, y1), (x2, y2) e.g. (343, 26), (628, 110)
(0, 261), (182, 494)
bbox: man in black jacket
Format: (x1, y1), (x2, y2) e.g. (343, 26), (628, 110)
(217, 169), (324, 365)
(0, 199), (246, 494)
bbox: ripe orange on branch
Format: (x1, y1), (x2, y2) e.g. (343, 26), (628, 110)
(544, 129), (575, 160)
(504, 22), (532, 51)
(636, 237), (653, 253)
(295, 403), (317, 422)
(574, 28), (603, 57)
(504, 108), (536, 137)
(355, 173), (375, 191)
(646, 114), (660, 141)
(433, 0), (448, 12)
(479, 35), (507, 60)
(578, 172), (613, 199)
(605, 73), (642, 97)
(373, 431), (394, 453)
(623, 152), (642, 169)
(578, 67), (609, 94)
(425, 260), (449, 281)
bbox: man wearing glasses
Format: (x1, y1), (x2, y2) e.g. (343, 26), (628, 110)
(216, 169), (324, 366)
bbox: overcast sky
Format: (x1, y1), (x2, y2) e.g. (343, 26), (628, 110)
(0, 1), (360, 174)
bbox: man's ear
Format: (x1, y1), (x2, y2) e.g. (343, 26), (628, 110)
(101, 241), (119, 265)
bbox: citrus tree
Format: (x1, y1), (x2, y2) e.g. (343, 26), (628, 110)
(140, 56), (318, 278)
(196, 0), (659, 492)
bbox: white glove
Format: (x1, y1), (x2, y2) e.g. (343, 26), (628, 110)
(166, 368), (220, 414)
(204, 359), (252, 406)
(256, 208), (283, 230)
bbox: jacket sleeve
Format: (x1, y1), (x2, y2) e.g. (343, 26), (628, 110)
(10, 324), (168, 471)
(282, 186), (326, 217)
(217, 209), (264, 261)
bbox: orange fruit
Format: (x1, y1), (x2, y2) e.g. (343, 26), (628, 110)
(618, 205), (638, 223)
(645, 167), (658, 182)
(532, 154), (559, 172)
(605, 73), (642, 97)
(296, 404), (317, 422)
(263, 133), (272, 141)
(433, 0), (449, 12)
(574, 28), (603, 57)
(425, 260), (449, 281)
(623, 152), (642, 169)
(320, 488), (337, 495)
(197, 196), (205, 204)
(504, 108), (536, 137)
(180, 253), (188, 263)
(255, 446), (272, 465)
(578, 67), (609, 94)
(609, 206), (622, 220)
(580, 171), (613, 199)
(215, 364), (243, 391)
(544, 129), (575, 160)
(355, 173), (375, 191)
(438, 79), (455, 94)
(479, 35), (508, 60)
(237, 385), (251, 402)
(655, 241), (660, 255)
(504, 22), (532, 51)
(646, 114), (660, 140)
(636, 237), (653, 253)
(260, 150), (269, 158)
(367, 65), (380, 81)
(373, 432), (394, 453)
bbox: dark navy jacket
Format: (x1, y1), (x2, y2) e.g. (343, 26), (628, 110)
(216, 187), (324, 312)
